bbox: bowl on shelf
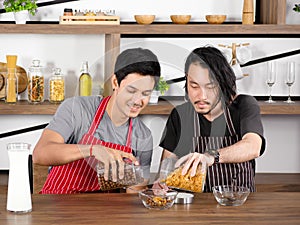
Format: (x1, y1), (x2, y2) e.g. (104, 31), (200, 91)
(134, 15), (155, 25)
(205, 15), (227, 24)
(139, 188), (178, 210)
(212, 185), (250, 206)
(170, 15), (191, 24)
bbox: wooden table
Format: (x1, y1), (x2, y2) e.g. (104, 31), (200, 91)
(1, 193), (300, 225)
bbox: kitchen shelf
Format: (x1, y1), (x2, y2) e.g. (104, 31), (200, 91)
(1, 100), (299, 115)
(0, 24), (299, 35)
(0, 9), (299, 116)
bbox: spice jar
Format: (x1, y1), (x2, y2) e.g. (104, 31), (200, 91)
(63, 8), (73, 16)
(27, 59), (44, 104)
(85, 10), (96, 21)
(49, 68), (65, 103)
(63, 8), (73, 21)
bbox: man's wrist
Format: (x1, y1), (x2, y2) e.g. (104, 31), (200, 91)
(205, 149), (220, 164)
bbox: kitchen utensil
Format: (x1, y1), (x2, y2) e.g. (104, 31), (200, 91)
(170, 15), (191, 24)
(205, 15), (226, 24)
(134, 15), (155, 25)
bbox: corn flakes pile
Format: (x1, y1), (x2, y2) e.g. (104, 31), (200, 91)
(164, 166), (206, 192)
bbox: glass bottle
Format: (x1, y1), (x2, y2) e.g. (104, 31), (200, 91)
(28, 59), (44, 103)
(49, 68), (65, 103)
(6, 143), (32, 213)
(5, 55), (18, 104)
(79, 61), (92, 96)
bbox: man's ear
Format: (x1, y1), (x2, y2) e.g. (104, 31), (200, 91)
(111, 74), (119, 91)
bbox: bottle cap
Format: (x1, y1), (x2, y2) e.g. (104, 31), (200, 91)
(64, 8), (73, 13)
(53, 68), (62, 75)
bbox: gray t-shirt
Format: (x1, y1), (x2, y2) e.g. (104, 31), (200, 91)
(47, 96), (153, 166)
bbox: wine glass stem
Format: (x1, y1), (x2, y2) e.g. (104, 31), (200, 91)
(269, 86), (273, 101)
(288, 86), (291, 101)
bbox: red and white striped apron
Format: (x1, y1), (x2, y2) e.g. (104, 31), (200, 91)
(41, 96), (133, 194)
(192, 107), (255, 192)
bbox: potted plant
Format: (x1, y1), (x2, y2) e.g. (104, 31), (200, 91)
(3, 0), (38, 24)
(149, 77), (170, 104)
(293, 4), (300, 13)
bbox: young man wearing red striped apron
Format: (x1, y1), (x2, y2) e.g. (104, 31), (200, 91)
(33, 48), (161, 194)
(160, 46), (265, 192)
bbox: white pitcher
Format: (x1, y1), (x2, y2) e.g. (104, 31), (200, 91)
(7, 143), (32, 213)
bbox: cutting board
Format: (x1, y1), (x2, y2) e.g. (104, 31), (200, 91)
(0, 62), (28, 99)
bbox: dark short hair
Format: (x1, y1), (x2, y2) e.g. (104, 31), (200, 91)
(114, 48), (161, 86)
(184, 46), (236, 106)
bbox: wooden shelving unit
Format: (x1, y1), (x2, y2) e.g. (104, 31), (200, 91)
(0, 0), (299, 115)
(0, 24), (299, 35)
(1, 100), (299, 115)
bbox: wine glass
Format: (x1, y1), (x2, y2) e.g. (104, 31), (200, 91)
(284, 61), (296, 103)
(265, 61), (276, 103)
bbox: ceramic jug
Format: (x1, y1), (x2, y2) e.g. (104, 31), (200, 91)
(6, 143), (32, 213)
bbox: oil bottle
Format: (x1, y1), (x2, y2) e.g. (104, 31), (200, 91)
(79, 61), (92, 96)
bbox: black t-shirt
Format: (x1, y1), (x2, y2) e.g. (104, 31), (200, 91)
(160, 94), (266, 158)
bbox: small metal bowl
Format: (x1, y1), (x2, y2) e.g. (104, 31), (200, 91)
(175, 192), (194, 204)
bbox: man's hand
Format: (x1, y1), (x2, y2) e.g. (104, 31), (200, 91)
(175, 152), (213, 177)
(92, 145), (138, 182)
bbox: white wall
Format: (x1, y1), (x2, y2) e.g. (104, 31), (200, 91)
(0, 0), (299, 173)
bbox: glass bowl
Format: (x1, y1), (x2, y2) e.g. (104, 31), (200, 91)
(212, 185), (250, 206)
(139, 189), (178, 210)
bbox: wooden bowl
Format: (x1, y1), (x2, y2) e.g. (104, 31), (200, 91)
(205, 15), (226, 24)
(170, 15), (191, 24)
(134, 15), (155, 25)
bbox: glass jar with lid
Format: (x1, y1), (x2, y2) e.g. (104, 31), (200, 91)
(27, 59), (44, 103)
(49, 68), (65, 103)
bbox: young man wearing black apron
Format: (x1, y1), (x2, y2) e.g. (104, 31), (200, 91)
(160, 46), (266, 192)
(33, 48), (161, 194)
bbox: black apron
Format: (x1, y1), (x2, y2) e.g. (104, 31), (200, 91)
(192, 107), (255, 192)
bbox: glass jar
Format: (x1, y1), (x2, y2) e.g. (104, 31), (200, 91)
(5, 55), (18, 104)
(6, 143), (32, 213)
(27, 59), (44, 103)
(49, 68), (65, 103)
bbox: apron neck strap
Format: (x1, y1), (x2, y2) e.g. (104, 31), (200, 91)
(87, 96), (111, 135)
(87, 96), (133, 148)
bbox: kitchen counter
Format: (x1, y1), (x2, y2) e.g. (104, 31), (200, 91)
(1, 192), (299, 225)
